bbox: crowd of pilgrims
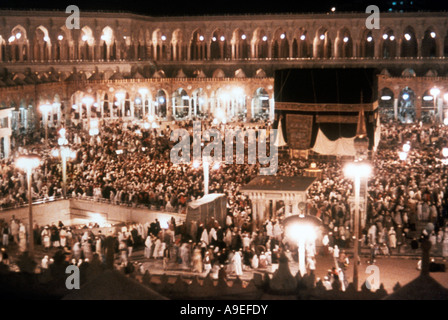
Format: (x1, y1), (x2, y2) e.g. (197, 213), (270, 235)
(0, 118), (448, 281)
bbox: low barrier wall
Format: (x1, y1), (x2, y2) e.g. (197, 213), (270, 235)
(0, 199), (185, 229)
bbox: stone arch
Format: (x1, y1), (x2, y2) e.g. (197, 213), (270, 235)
(171, 29), (185, 61)
(9, 25), (29, 61)
(272, 28), (289, 59)
(210, 28), (228, 60)
(212, 69), (226, 78)
(190, 28), (207, 60)
(152, 29), (167, 60)
(335, 27), (353, 58)
(314, 27), (332, 58)
(381, 28), (397, 58)
(172, 87), (190, 120)
(400, 26), (417, 58)
(359, 29), (375, 58)
(398, 86), (416, 123)
(293, 28), (310, 58)
(421, 28), (438, 57)
(100, 26), (117, 61)
(252, 87), (270, 120)
(401, 68), (416, 77)
(379, 87), (394, 121)
(252, 28), (269, 59)
(232, 28), (249, 59)
(155, 89), (168, 118)
(80, 26), (95, 60)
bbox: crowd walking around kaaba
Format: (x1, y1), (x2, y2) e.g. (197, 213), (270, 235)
(0, 118), (447, 290)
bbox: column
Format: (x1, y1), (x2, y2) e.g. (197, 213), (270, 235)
(130, 101), (135, 118)
(438, 97), (443, 123)
(3, 135), (10, 158)
(394, 98), (398, 120)
(415, 96), (422, 120)
(417, 38), (422, 58)
(251, 193), (258, 231)
(246, 96), (252, 122)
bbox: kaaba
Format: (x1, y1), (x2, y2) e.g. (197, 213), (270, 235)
(274, 68), (380, 156)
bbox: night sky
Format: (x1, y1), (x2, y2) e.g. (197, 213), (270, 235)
(0, 0), (447, 16)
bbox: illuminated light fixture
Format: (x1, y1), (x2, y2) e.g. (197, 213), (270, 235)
(15, 32), (21, 39)
(220, 36), (225, 41)
(82, 96), (94, 105)
(241, 34), (246, 40)
(320, 34), (325, 40)
(381, 95), (392, 101)
(115, 92), (126, 100)
(402, 93), (410, 100)
(443, 148), (448, 158)
(43, 36), (50, 42)
(135, 98), (141, 104)
(199, 35), (204, 41)
(280, 33), (286, 40)
(430, 32), (436, 38)
(212, 37), (217, 42)
(58, 35), (63, 41)
(123, 36), (127, 39)
(161, 35), (166, 41)
(343, 37), (349, 43)
(430, 87), (440, 97)
(8, 36), (15, 43)
(213, 118), (218, 125)
(159, 97), (165, 104)
(143, 122), (150, 129)
(403, 142), (411, 153)
(367, 36), (373, 42)
(300, 35), (306, 41)
(82, 35), (88, 41)
(423, 96), (434, 101)
(343, 162), (372, 179)
(331, 7), (336, 12)
(138, 88), (149, 95)
(382, 34), (388, 40)
(399, 151), (408, 161)
(404, 33), (411, 41)
(262, 36), (268, 41)
(16, 155), (40, 173)
(390, 35), (395, 41)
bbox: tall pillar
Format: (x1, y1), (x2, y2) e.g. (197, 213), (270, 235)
(3, 135), (10, 158)
(394, 98), (398, 120)
(415, 96), (422, 120)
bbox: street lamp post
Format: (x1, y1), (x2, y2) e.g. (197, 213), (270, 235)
(16, 155), (40, 258)
(344, 162), (371, 291)
(53, 128), (75, 198)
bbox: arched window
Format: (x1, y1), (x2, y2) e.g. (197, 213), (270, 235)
(401, 27), (417, 58)
(398, 87), (416, 123)
(381, 29), (396, 58)
(379, 88), (394, 121)
(421, 29), (437, 57)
